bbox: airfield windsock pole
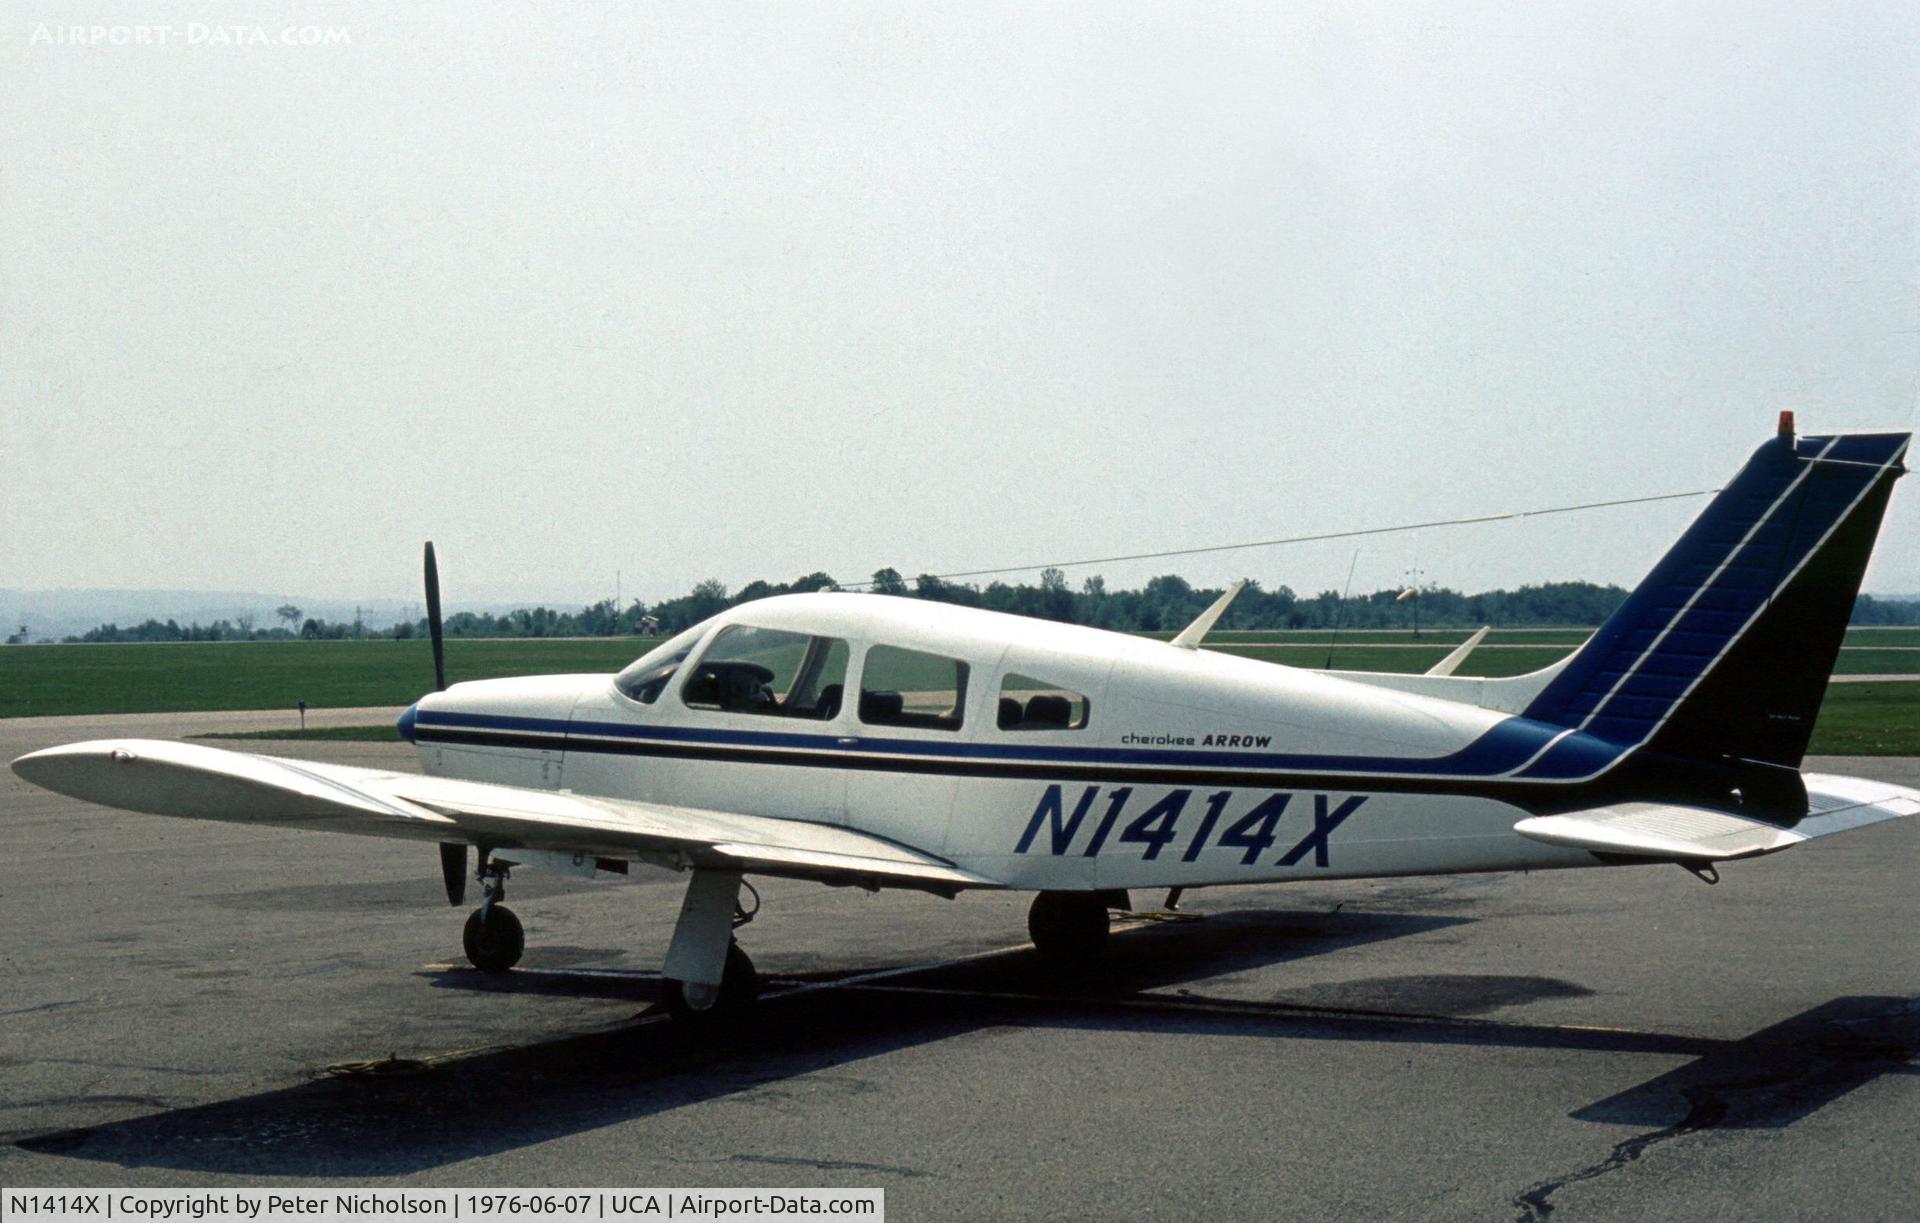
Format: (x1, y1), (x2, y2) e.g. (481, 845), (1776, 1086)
(1400, 564), (1425, 637)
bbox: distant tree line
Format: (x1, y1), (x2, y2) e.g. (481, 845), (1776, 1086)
(48, 573), (1920, 644)
(868, 569), (1643, 634)
(66, 618), (287, 644)
(1849, 593), (1920, 625)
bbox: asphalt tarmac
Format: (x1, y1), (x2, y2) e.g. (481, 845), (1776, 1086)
(2, 712), (1915, 1220)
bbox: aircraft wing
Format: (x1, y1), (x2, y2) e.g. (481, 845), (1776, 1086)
(11, 739), (997, 896)
(1512, 772), (1920, 862)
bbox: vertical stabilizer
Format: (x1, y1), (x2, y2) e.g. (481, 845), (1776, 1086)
(1521, 425), (1908, 771)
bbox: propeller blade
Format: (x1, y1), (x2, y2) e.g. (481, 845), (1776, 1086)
(426, 547), (460, 905)
(439, 841), (468, 906)
(424, 541), (447, 692)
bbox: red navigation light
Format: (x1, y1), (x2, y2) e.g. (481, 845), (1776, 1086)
(1778, 410), (1796, 437)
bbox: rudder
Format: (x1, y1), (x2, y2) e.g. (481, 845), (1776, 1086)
(1522, 422), (1909, 771)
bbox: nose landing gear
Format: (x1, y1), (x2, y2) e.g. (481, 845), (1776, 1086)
(461, 854), (523, 972)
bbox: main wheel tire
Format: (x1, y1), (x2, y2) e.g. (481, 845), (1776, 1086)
(462, 904), (525, 972)
(665, 941), (760, 1022)
(1027, 891), (1110, 964)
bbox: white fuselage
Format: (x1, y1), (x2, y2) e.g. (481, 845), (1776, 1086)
(409, 593), (1604, 891)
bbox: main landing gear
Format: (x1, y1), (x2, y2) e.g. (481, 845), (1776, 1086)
(664, 939), (760, 1021)
(448, 853), (763, 1021)
(461, 855), (523, 973)
(661, 870), (762, 1023)
(1027, 890), (1129, 965)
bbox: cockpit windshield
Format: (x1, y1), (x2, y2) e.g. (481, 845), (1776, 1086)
(680, 625), (849, 719)
(613, 623), (709, 704)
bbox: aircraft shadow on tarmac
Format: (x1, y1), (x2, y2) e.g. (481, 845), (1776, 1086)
(418, 906), (1483, 1004)
(14, 909), (1917, 1177)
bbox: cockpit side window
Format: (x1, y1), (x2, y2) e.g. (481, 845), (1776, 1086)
(613, 624), (708, 704)
(681, 625), (849, 719)
(997, 673), (1091, 731)
(859, 645), (968, 731)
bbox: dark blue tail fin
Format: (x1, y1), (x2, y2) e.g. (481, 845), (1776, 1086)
(1523, 423), (1909, 770)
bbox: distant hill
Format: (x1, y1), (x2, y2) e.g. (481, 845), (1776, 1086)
(0, 589), (535, 643)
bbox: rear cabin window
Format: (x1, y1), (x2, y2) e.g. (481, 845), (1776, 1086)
(680, 625), (849, 719)
(613, 624), (707, 704)
(997, 673), (1091, 731)
(859, 645), (968, 732)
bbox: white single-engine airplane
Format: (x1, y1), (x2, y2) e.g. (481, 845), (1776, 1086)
(15, 417), (1920, 1020)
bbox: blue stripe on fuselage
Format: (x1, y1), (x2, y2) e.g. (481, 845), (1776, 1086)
(412, 707), (1619, 781)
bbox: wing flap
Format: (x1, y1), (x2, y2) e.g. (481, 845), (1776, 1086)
(12, 739), (996, 893)
(705, 842), (994, 888)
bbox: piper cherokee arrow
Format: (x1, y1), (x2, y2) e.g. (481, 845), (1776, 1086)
(15, 415), (1920, 1020)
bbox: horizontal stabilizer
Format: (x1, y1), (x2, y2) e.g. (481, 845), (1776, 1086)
(1514, 804), (1802, 861)
(1514, 773), (1920, 862)
(11, 739), (998, 895)
(1425, 627), (1489, 677)
(1171, 579), (1248, 649)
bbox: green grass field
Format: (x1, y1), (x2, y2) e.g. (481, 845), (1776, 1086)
(195, 725), (406, 742)
(0, 638), (652, 718)
(1158, 627), (1920, 646)
(1154, 629), (1599, 646)
(1214, 644), (1575, 677)
(5, 632), (1916, 754)
(1798, 684), (1920, 756)
(1840, 627), (1920, 647)
(1216, 643), (1920, 679)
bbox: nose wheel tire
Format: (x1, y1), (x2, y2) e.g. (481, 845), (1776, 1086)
(665, 941), (759, 1022)
(1027, 891), (1110, 964)
(463, 904), (525, 972)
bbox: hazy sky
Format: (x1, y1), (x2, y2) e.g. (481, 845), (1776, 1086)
(6, 2), (1917, 607)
